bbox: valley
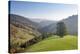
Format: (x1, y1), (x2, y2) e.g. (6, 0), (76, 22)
(9, 14), (78, 53)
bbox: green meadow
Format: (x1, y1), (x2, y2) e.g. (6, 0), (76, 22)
(24, 35), (78, 52)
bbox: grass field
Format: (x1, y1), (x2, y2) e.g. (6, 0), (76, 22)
(24, 35), (78, 52)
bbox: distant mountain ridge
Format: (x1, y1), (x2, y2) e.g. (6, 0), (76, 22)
(30, 18), (56, 28)
(10, 14), (78, 36)
(39, 15), (78, 35)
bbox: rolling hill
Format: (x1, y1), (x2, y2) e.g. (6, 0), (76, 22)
(24, 35), (78, 52)
(10, 14), (41, 52)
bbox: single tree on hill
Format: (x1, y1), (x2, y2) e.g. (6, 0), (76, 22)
(56, 21), (67, 37)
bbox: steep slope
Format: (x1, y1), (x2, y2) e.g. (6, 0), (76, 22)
(62, 15), (78, 35)
(10, 14), (39, 28)
(10, 14), (41, 52)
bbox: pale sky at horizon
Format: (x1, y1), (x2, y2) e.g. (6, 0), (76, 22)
(10, 1), (78, 21)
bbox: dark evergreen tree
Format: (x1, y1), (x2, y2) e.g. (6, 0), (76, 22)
(56, 21), (67, 37)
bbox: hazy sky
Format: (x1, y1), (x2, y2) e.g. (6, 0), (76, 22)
(10, 1), (78, 21)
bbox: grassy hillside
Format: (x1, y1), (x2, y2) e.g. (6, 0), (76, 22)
(24, 35), (78, 52)
(9, 14), (78, 53)
(10, 24), (40, 52)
